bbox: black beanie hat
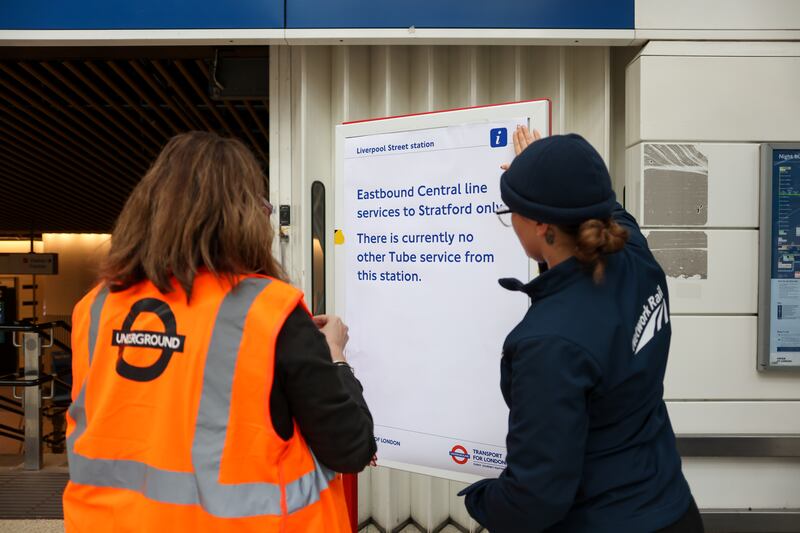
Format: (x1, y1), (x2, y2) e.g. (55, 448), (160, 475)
(500, 133), (616, 225)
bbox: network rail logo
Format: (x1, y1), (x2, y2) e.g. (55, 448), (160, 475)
(449, 445), (470, 465)
(632, 285), (669, 355)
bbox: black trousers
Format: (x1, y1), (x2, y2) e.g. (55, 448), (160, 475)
(655, 498), (704, 533)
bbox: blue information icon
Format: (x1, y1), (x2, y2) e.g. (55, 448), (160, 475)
(490, 128), (508, 148)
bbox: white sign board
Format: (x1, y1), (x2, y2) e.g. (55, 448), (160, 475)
(335, 100), (551, 482)
(0, 253), (58, 275)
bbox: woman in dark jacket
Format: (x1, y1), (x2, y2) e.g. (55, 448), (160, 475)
(460, 128), (704, 533)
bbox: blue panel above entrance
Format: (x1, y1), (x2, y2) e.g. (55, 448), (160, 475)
(286, 0), (634, 30)
(1, 0), (633, 31)
(1, 0), (283, 30)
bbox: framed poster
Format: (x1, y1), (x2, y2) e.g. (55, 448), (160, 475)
(334, 100), (551, 480)
(758, 143), (800, 371)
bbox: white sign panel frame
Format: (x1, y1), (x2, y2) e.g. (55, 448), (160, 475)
(758, 143), (800, 372)
(334, 100), (551, 482)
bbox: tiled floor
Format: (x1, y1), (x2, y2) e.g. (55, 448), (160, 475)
(0, 455), (478, 533)
(360, 526), (468, 533)
(3, 522), (469, 533)
(0, 520), (63, 533)
(3, 514), (470, 532)
(0, 519), (475, 531)
(0, 472), (68, 520)
(0, 455), (68, 522)
(1, 523), (471, 533)
(0, 520), (468, 533)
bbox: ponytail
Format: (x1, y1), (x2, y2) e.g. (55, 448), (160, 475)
(558, 218), (629, 283)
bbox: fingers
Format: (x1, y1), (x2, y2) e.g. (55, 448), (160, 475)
(509, 125), (544, 163)
(505, 125), (538, 169)
(512, 125), (522, 155)
(523, 126), (535, 146)
(319, 316), (349, 363)
(517, 128), (527, 152)
(318, 315), (344, 329)
(515, 126), (530, 153)
(517, 125), (533, 151)
(317, 315), (349, 343)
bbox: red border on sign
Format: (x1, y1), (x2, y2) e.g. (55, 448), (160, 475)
(342, 97), (553, 134)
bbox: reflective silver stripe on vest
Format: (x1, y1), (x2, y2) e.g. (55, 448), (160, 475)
(88, 286), (110, 365)
(68, 279), (337, 517)
(66, 286), (109, 457)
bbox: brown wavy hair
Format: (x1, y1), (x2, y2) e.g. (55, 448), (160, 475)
(558, 218), (629, 283)
(101, 131), (284, 299)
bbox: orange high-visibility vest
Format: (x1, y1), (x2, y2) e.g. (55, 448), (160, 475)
(63, 273), (351, 533)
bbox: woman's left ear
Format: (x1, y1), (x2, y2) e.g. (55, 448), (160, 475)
(533, 221), (549, 239)
(544, 226), (556, 245)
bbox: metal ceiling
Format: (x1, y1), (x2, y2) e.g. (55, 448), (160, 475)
(0, 47), (269, 235)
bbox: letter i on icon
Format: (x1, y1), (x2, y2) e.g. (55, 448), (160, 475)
(490, 128), (508, 148)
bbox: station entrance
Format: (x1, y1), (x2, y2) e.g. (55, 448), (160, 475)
(0, 46), (269, 524)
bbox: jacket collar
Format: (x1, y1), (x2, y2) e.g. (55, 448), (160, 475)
(499, 256), (583, 302)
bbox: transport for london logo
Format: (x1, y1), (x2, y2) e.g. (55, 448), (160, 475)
(449, 445), (470, 465)
(112, 298), (186, 382)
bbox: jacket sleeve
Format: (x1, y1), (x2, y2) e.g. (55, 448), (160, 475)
(612, 202), (648, 249)
(460, 336), (601, 533)
(275, 306), (377, 473)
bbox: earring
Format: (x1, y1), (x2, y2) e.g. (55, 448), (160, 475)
(545, 228), (555, 245)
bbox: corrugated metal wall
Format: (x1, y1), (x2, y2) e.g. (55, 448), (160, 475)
(269, 44), (622, 532)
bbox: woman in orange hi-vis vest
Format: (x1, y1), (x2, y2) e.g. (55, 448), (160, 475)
(64, 132), (376, 532)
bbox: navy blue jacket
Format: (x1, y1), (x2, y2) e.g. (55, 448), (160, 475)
(461, 204), (691, 533)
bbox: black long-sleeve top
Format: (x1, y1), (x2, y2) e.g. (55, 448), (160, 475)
(270, 306), (376, 473)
